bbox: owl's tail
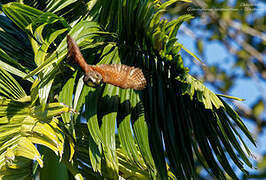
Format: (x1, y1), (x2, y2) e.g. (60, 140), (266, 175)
(67, 35), (91, 73)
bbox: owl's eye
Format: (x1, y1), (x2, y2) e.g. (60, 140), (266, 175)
(95, 73), (102, 79)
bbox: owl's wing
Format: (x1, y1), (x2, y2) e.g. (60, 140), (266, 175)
(91, 64), (146, 90)
(67, 35), (91, 73)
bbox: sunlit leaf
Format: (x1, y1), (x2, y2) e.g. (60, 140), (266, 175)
(0, 0), (256, 179)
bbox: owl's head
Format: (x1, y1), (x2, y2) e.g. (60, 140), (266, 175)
(83, 71), (103, 87)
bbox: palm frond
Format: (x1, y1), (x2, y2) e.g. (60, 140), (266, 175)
(0, 1), (256, 179)
(0, 14), (35, 81)
(0, 68), (73, 179)
(0, 66), (26, 99)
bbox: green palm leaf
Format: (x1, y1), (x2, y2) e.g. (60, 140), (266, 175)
(0, 67), (73, 179)
(0, 0), (256, 179)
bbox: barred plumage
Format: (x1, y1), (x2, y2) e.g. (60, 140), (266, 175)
(67, 35), (146, 90)
(90, 64), (146, 90)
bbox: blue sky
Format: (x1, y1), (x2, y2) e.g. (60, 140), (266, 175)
(177, 25), (266, 168)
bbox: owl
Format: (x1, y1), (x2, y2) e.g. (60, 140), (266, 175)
(67, 35), (146, 90)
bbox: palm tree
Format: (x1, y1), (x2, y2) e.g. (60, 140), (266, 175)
(0, 0), (255, 179)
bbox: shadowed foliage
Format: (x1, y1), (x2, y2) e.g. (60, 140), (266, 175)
(0, 0), (256, 179)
